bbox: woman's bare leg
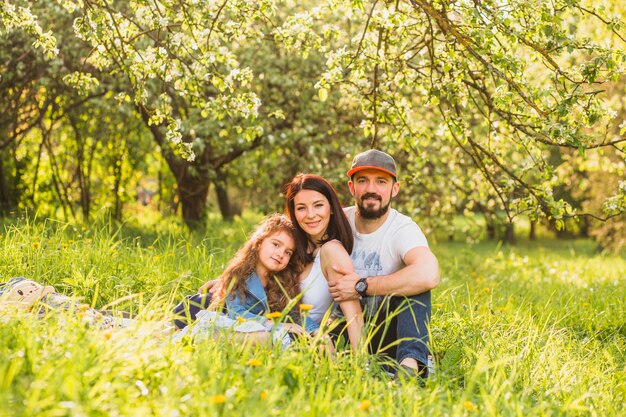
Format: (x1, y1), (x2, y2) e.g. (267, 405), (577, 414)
(321, 241), (364, 352)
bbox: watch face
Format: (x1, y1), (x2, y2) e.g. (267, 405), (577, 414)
(356, 281), (366, 293)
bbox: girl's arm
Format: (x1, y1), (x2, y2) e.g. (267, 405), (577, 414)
(302, 317), (321, 333)
(320, 240), (364, 352)
(225, 292), (269, 324)
(226, 295), (305, 335)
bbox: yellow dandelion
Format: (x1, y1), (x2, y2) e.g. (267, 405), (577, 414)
(209, 394), (226, 404)
(102, 329), (113, 340)
(85, 238), (92, 244)
(247, 359), (261, 367)
(299, 304), (313, 312)
(358, 399), (371, 411)
(77, 304), (90, 311)
(154, 255), (161, 261)
(483, 287), (490, 293)
(236, 316), (247, 323)
(68, 239), (74, 244)
(266, 312), (281, 319)
(464, 401), (477, 411)
(260, 390), (268, 400)
(31, 242), (40, 249)
(476, 277), (484, 283)
(434, 303), (443, 308)
(61, 243), (68, 249)
(499, 307), (507, 313)
(147, 245), (153, 250)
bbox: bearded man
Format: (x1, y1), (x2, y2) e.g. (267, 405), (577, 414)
(330, 149), (440, 379)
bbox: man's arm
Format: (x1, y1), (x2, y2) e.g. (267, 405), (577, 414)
(328, 246), (440, 302)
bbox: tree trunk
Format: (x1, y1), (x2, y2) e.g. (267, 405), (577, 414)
(485, 215), (496, 240)
(156, 142), (213, 226)
(0, 155), (9, 215)
(178, 172), (212, 227)
(137, 104), (211, 226)
(112, 154), (123, 221)
(529, 219), (536, 240)
(503, 222), (516, 244)
(215, 181), (233, 221)
(214, 169), (241, 221)
(42, 126), (74, 220)
(578, 217), (590, 238)
(157, 169), (162, 212)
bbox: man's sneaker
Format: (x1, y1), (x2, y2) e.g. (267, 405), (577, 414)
(427, 354), (436, 378)
(393, 363), (428, 386)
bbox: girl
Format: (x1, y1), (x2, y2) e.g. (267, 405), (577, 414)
(173, 214), (304, 343)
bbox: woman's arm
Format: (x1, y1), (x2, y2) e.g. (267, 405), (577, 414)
(198, 279), (220, 294)
(320, 240), (364, 352)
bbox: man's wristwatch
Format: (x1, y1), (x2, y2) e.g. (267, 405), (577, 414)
(355, 277), (368, 297)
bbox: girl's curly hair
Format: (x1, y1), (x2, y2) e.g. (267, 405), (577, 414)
(213, 214), (301, 313)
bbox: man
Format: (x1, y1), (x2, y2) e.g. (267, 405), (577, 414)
(329, 149), (440, 378)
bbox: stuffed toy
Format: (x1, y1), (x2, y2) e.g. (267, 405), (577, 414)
(0, 277), (55, 311)
(0, 277), (129, 328)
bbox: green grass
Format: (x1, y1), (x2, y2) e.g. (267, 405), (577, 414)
(1, 215), (625, 416)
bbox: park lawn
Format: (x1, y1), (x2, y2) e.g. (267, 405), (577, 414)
(1, 216), (624, 417)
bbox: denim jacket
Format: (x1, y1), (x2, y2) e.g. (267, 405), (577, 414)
(225, 271), (269, 325)
(225, 271), (320, 333)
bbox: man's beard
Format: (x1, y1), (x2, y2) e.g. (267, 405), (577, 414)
(357, 192), (391, 219)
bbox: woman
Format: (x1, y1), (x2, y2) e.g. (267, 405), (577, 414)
(283, 173), (363, 350)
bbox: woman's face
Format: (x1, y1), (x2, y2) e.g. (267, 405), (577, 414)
(293, 189), (331, 244)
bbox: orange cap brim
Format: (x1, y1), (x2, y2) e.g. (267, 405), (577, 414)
(347, 166), (397, 178)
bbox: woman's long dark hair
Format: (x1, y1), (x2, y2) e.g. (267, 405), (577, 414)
(284, 173), (353, 264)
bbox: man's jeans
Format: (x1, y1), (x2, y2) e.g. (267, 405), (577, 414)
(366, 291), (431, 367)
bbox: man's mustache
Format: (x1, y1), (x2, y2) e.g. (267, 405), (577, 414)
(360, 193), (382, 202)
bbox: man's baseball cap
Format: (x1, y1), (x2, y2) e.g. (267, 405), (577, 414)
(347, 149), (397, 179)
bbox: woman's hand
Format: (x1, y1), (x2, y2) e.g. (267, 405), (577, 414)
(311, 330), (335, 356)
(281, 323), (306, 336)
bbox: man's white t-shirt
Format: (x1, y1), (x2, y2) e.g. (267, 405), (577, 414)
(344, 206), (428, 276)
(344, 206), (428, 313)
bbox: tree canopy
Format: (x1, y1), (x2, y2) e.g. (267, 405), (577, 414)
(1, 0), (625, 247)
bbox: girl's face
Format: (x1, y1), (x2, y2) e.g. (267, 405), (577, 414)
(256, 230), (295, 278)
(293, 189), (331, 244)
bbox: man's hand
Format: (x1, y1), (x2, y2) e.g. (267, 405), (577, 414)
(328, 265), (361, 302)
(198, 279), (219, 294)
